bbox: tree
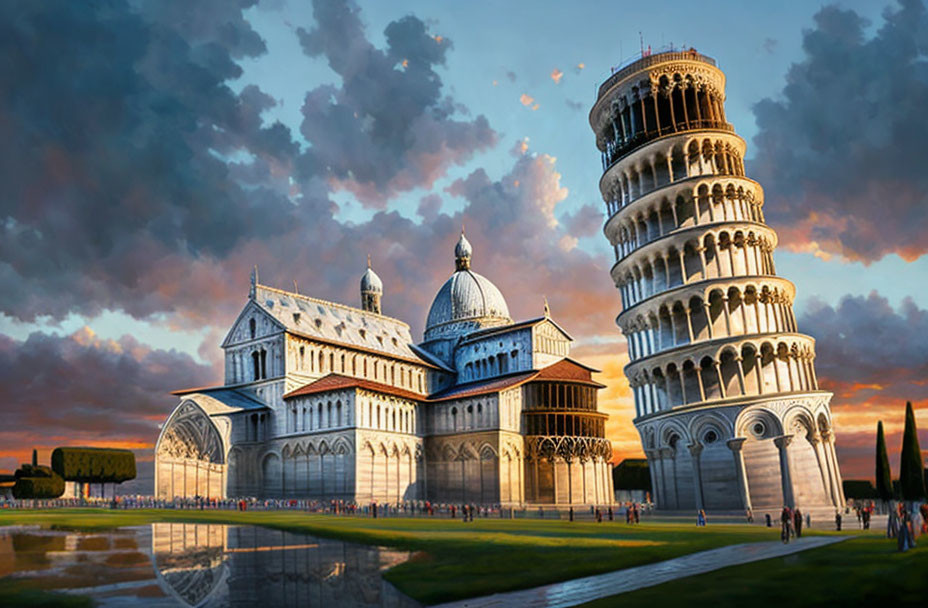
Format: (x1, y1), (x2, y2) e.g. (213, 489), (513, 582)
(899, 401), (926, 501)
(875, 421), (893, 502)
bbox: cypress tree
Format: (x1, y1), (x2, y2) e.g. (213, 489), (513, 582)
(32, 449), (37, 467)
(899, 401), (926, 501)
(875, 421), (893, 502)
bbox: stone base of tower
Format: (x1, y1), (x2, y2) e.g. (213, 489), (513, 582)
(637, 391), (845, 513)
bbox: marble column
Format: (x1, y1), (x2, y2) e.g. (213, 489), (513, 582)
(773, 435), (795, 508)
(727, 437), (752, 511)
(808, 432), (834, 505)
(688, 442), (705, 511)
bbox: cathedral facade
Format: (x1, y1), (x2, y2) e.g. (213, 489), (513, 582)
(155, 233), (614, 505)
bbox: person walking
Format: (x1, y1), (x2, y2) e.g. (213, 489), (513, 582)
(697, 509), (707, 527)
(765, 513), (772, 527)
(780, 506), (792, 543)
(793, 507), (803, 538)
(835, 510), (842, 531)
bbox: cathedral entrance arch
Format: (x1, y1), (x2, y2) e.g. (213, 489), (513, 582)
(155, 401), (227, 500)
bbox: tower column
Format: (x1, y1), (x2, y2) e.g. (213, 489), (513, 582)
(727, 437), (752, 511)
(773, 435), (795, 508)
(688, 442), (705, 511)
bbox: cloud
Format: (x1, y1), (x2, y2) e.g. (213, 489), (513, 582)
(519, 93), (535, 106)
(0, 1), (299, 323)
(575, 63), (585, 72)
(751, 0), (928, 263)
(506, 70), (517, 82)
(550, 68), (563, 84)
(800, 291), (928, 405)
(797, 290), (928, 478)
(296, 0), (496, 205)
(560, 204), (604, 239)
(0, 328), (218, 482)
(0, 0), (497, 326)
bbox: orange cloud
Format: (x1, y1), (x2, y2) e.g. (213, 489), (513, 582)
(519, 93), (534, 106)
(551, 68), (563, 84)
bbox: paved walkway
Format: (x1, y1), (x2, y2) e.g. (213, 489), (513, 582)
(433, 535), (849, 608)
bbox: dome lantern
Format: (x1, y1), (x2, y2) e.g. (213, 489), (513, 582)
(454, 228), (472, 271)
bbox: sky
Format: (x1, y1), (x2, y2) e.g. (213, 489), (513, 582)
(1, 0), (927, 492)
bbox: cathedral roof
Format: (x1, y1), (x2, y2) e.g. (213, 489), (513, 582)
(457, 316), (574, 344)
(424, 236), (512, 340)
(429, 358), (605, 402)
(168, 387), (269, 412)
(283, 373), (424, 402)
(243, 283), (438, 368)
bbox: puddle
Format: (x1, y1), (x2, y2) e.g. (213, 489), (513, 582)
(0, 523), (418, 607)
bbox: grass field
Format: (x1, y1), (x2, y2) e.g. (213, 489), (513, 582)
(581, 534), (928, 607)
(0, 509), (890, 605)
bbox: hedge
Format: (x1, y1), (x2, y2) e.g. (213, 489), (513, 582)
(51, 447), (136, 484)
(12, 474), (65, 499)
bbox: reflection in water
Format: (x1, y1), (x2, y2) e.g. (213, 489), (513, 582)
(152, 523), (417, 607)
(0, 524), (418, 607)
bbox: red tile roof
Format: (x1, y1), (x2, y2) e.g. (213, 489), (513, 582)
(229, 359), (604, 405)
(283, 374), (424, 401)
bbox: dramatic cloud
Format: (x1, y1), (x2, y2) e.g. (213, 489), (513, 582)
(0, 328), (217, 479)
(519, 93), (535, 106)
(799, 291), (928, 478)
(296, 0), (496, 205)
(801, 291), (928, 405)
(550, 68), (563, 84)
(0, 0), (299, 322)
(752, 0), (928, 263)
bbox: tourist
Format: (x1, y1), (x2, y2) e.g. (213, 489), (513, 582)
(745, 508), (753, 523)
(633, 504), (639, 524)
(696, 509), (707, 527)
(608, 506), (613, 521)
(569, 507), (574, 522)
(626, 505), (632, 524)
(765, 513), (772, 527)
(780, 506), (792, 543)
(835, 510), (842, 531)
(805, 512), (811, 529)
(793, 507), (803, 538)
(888, 505), (899, 538)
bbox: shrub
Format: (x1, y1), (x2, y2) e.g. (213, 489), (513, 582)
(51, 447), (136, 484)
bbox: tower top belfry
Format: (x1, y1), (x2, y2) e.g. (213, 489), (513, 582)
(588, 49), (844, 515)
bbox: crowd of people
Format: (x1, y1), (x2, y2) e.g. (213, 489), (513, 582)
(1, 494), (653, 522)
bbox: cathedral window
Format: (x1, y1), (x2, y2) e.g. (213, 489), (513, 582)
(377, 405), (381, 429)
(336, 401), (342, 426)
(391, 365), (395, 385)
(318, 351), (324, 372)
(329, 352), (334, 371)
(249, 318), (256, 339)
(352, 356), (357, 375)
(451, 407), (458, 431)
(260, 349), (268, 379)
(299, 346), (305, 369)
(340, 354), (346, 372)
(327, 401), (332, 427)
(252, 351), (260, 381)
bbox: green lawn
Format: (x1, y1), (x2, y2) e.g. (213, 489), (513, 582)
(581, 534), (928, 608)
(0, 508), (814, 605)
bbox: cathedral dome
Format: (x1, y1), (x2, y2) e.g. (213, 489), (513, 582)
(424, 233), (511, 340)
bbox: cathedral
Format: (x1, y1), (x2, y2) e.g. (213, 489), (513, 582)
(155, 232), (614, 505)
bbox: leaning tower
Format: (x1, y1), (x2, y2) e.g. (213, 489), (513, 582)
(589, 50), (844, 514)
